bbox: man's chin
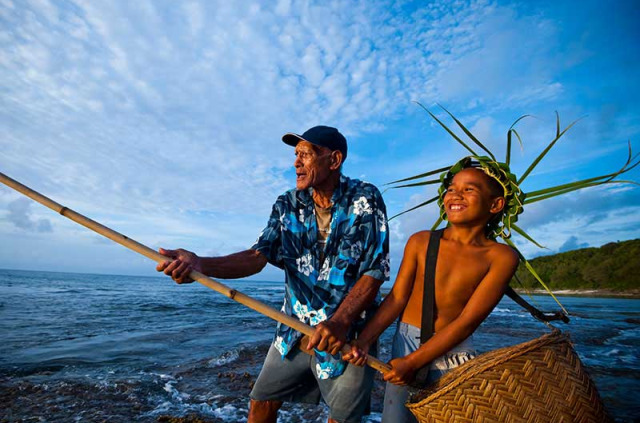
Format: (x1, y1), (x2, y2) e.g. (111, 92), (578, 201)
(296, 180), (310, 190)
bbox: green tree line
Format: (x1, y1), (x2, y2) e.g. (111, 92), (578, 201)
(512, 239), (640, 291)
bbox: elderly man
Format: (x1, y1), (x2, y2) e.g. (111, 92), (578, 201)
(157, 125), (390, 423)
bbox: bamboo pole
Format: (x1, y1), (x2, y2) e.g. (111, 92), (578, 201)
(0, 171), (391, 374)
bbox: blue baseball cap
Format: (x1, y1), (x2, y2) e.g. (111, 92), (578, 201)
(282, 125), (348, 160)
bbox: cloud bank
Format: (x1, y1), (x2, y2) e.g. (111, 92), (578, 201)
(1, 0), (638, 277)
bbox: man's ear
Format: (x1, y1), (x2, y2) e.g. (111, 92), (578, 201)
(490, 197), (506, 214)
(329, 151), (343, 170)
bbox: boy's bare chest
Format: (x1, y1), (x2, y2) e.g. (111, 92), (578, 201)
(438, 256), (489, 295)
(417, 242), (492, 298)
(402, 237), (495, 326)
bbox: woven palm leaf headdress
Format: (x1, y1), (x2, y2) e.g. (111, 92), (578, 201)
(388, 104), (640, 312)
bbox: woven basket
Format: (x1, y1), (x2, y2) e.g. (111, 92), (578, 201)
(406, 330), (612, 423)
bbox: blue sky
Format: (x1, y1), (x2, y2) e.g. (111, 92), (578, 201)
(1, 0), (639, 282)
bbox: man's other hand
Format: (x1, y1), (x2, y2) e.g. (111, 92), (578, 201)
(307, 319), (349, 355)
(156, 248), (202, 284)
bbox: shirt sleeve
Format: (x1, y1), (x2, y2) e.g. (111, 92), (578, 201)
(357, 186), (390, 282)
(251, 197), (284, 269)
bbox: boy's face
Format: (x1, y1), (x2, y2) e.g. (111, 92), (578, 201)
(443, 168), (505, 225)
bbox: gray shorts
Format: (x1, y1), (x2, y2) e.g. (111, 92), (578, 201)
(250, 341), (377, 423)
(382, 321), (476, 423)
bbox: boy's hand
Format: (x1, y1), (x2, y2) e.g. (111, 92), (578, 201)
(342, 341), (370, 367)
(383, 357), (417, 386)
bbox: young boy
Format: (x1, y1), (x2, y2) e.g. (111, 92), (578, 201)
(343, 161), (519, 422)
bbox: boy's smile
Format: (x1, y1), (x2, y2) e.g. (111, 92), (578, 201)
(448, 203), (466, 212)
(444, 168), (503, 224)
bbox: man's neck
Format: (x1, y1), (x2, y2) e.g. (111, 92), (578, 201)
(312, 173), (341, 208)
(312, 188), (335, 208)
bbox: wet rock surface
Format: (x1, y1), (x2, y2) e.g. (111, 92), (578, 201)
(0, 343), (387, 422)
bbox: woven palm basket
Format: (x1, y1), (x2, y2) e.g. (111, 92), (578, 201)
(406, 330), (612, 423)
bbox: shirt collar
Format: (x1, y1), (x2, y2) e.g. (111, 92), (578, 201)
(330, 174), (349, 206)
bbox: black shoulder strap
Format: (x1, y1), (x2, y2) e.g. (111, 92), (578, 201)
(505, 286), (570, 323)
(420, 229), (444, 344)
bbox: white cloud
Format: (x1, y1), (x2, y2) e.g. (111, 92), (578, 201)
(513, 204), (640, 258)
(1, 0), (638, 276)
(6, 198), (53, 232)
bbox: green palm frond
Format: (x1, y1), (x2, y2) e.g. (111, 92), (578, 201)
(511, 273), (548, 312)
(517, 113), (582, 184)
(511, 224), (546, 249)
(438, 104), (496, 160)
(413, 102), (480, 157)
(504, 238), (568, 314)
(388, 195), (439, 220)
(385, 166), (450, 186)
(506, 115), (530, 165)
(385, 178), (442, 190)
(430, 215), (444, 231)
(525, 180), (639, 204)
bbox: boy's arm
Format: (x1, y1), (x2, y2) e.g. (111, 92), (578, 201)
(343, 232), (424, 365)
(384, 244), (519, 385)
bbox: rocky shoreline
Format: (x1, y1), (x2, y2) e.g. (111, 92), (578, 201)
(514, 289), (640, 299)
(381, 288), (640, 299)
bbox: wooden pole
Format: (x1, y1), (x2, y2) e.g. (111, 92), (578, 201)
(0, 171), (391, 374)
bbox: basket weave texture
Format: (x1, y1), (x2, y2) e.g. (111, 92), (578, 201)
(406, 330), (612, 423)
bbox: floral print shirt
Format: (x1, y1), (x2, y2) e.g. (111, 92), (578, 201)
(251, 175), (390, 379)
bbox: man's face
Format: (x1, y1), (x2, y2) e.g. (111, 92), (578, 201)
(294, 141), (333, 190)
(443, 168), (504, 225)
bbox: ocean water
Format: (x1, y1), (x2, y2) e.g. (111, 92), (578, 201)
(0, 269), (638, 422)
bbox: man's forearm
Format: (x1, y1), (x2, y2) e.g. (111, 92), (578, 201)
(200, 249), (268, 279)
(331, 274), (383, 327)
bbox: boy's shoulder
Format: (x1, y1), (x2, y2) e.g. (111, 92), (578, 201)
(484, 239), (519, 266)
(483, 237), (517, 253)
(398, 231), (431, 259)
(406, 230), (432, 247)
(408, 230), (431, 240)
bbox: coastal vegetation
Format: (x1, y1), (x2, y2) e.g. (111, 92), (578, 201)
(512, 238), (640, 291)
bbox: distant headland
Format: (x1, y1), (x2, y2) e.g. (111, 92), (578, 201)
(513, 238), (640, 298)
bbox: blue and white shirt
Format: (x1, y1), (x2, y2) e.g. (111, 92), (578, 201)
(251, 175), (390, 379)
